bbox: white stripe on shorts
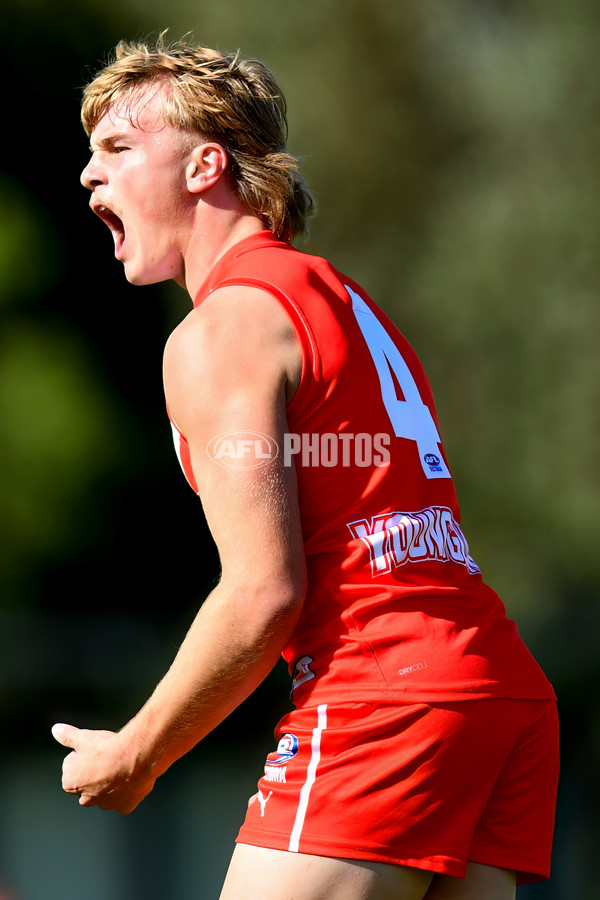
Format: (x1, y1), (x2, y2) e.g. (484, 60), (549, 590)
(288, 703), (328, 853)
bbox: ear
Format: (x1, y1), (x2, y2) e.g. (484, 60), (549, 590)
(185, 142), (229, 194)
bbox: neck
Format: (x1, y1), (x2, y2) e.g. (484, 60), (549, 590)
(180, 204), (267, 302)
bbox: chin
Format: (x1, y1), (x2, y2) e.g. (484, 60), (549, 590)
(125, 273), (149, 286)
(124, 266), (167, 287)
(123, 253), (180, 287)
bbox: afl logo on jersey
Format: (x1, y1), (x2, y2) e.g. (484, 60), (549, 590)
(266, 733), (299, 766)
(424, 453), (443, 472)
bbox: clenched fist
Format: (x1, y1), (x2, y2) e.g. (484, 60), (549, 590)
(52, 723), (156, 814)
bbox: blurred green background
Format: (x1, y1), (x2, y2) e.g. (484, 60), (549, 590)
(1, 0), (598, 896)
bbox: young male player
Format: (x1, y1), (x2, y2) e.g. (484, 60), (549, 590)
(52, 38), (559, 899)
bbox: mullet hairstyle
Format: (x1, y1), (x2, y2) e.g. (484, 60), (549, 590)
(81, 36), (315, 242)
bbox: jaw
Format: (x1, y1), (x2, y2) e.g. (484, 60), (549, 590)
(122, 240), (185, 287)
(90, 198), (187, 286)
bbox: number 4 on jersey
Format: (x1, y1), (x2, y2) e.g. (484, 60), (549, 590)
(348, 287), (451, 480)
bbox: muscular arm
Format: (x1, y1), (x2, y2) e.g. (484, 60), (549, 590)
(53, 286), (306, 812)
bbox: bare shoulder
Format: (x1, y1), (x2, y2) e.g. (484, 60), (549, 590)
(165, 285), (299, 375)
(163, 285), (302, 429)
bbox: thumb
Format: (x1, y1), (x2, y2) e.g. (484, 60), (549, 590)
(51, 723), (80, 749)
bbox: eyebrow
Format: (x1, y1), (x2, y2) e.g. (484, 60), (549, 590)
(89, 132), (131, 152)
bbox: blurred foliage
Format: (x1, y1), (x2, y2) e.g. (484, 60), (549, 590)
(0, 0), (599, 895)
(0, 320), (119, 595)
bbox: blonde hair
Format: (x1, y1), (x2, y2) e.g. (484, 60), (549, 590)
(81, 36), (314, 242)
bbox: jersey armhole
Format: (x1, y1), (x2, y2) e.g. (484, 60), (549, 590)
(166, 408), (201, 495)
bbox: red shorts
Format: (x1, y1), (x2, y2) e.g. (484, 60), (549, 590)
(236, 698), (559, 885)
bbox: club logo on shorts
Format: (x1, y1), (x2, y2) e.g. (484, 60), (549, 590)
(266, 733), (299, 766)
(291, 654), (316, 695)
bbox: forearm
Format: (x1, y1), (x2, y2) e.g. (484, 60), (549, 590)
(120, 581), (303, 780)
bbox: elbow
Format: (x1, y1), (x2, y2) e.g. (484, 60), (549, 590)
(228, 567), (307, 648)
(284, 569), (308, 621)
(265, 567), (308, 632)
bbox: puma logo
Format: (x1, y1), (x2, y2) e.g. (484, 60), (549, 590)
(257, 789), (273, 817)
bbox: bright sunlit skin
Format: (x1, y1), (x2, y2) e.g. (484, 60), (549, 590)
(79, 85), (264, 291)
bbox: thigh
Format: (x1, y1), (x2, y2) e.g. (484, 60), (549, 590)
(425, 862), (516, 900)
(220, 844), (433, 900)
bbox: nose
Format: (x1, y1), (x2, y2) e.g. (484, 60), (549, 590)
(80, 154), (106, 191)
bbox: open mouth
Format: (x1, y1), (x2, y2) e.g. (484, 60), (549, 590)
(92, 202), (126, 257)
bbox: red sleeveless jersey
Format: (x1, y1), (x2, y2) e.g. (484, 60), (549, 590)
(170, 231), (555, 706)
